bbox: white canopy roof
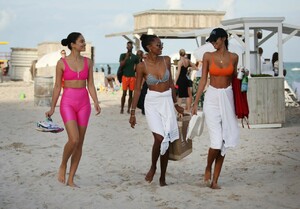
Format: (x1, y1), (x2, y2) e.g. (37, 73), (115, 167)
(182, 17), (300, 77)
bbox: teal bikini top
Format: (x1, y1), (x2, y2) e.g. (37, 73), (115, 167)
(145, 57), (170, 85)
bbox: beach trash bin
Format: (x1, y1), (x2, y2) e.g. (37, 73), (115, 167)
(34, 76), (53, 106)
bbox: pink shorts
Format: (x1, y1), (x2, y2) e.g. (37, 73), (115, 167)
(60, 88), (91, 126)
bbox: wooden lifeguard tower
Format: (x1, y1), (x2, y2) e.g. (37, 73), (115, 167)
(106, 9), (225, 48)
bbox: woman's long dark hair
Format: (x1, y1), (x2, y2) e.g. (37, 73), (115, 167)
(272, 52), (278, 67)
(225, 39), (228, 50)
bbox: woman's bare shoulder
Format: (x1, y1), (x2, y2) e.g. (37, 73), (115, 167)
(83, 56), (92, 64)
(56, 58), (64, 67)
(203, 52), (213, 60)
(229, 52), (238, 59)
(136, 61), (146, 72)
(161, 55), (171, 62)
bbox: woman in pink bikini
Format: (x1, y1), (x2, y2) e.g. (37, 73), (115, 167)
(45, 32), (101, 187)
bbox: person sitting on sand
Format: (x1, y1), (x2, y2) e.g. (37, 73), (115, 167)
(104, 74), (120, 91)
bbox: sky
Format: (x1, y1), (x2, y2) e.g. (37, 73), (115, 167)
(1, 0), (300, 63)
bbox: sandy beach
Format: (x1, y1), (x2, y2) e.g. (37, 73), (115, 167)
(0, 78), (299, 209)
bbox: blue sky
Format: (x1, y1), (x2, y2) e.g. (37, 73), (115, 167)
(1, 0), (300, 63)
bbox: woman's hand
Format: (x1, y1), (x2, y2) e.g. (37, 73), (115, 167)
(191, 104), (198, 115)
(94, 103), (101, 115)
(175, 104), (184, 114)
(45, 109), (54, 118)
(129, 115), (136, 128)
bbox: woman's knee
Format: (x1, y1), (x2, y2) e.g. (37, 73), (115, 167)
(68, 136), (80, 147)
(153, 133), (164, 143)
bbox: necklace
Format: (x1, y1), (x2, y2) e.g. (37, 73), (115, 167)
(218, 52), (225, 64)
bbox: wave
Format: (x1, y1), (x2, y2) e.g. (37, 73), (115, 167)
(291, 68), (300, 71)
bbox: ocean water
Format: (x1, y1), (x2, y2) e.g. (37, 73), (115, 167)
(284, 62), (300, 86)
(284, 62), (300, 100)
(94, 63), (119, 75)
(95, 61), (300, 90)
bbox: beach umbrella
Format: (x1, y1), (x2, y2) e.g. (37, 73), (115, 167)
(36, 50), (67, 68)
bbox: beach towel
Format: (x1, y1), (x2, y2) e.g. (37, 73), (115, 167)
(204, 85), (240, 156)
(186, 111), (205, 140)
(232, 76), (250, 128)
(144, 89), (179, 155)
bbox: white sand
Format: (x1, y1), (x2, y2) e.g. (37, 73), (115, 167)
(0, 79), (299, 209)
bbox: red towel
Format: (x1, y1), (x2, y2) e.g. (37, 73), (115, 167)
(232, 77), (250, 128)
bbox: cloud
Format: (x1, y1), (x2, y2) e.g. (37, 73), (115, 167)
(111, 13), (132, 30)
(218, 0), (236, 19)
(166, 0), (182, 9)
(0, 10), (16, 31)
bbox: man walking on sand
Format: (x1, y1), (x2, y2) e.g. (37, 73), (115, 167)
(119, 41), (139, 114)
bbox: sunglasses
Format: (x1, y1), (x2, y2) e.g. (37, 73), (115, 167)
(156, 42), (164, 48)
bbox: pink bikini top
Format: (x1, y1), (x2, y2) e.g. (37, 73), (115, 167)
(62, 57), (89, 80)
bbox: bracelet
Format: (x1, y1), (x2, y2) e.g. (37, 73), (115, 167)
(130, 115), (135, 117)
(174, 102), (178, 106)
(131, 109), (136, 111)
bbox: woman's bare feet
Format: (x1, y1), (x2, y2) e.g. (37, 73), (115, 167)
(145, 166), (156, 183)
(58, 165), (66, 184)
(159, 177), (167, 187)
(210, 182), (221, 189)
(204, 167), (211, 187)
(66, 182), (80, 188)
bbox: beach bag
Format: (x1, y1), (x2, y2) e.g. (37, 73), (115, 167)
(186, 111), (205, 140)
(169, 114), (192, 161)
(232, 76), (250, 128)
(117, 66), (123, 83)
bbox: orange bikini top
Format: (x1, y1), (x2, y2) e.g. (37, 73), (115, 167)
(209, 54), (234, 76)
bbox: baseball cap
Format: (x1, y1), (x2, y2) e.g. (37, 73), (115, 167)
(206, 28), (228, 42)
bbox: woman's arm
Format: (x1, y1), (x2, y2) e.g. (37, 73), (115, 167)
(174, 59), (182, 84)
(45, 60), (63, 117)
(232, 53), (239, 77)
(129, 62), (144, 128)
(131, 62), (144, 110)
(192, 52), (210, 114)
(87, 58), (101, 115)
(189, 59), (198, 70)
(167, 56), (184, 114)
(167, 56), (177, 103)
